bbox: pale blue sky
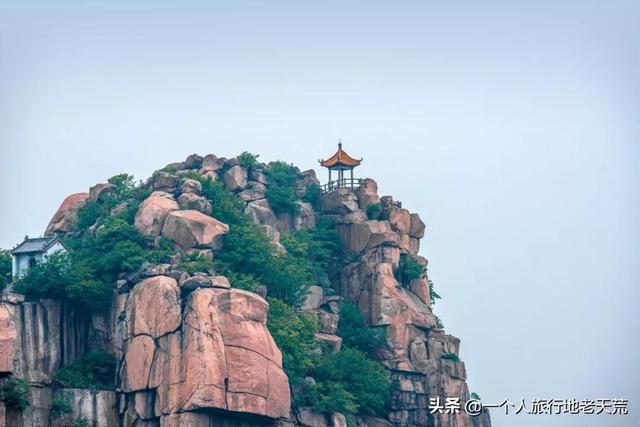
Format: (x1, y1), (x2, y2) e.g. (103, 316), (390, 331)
(1, 1), (638, 426)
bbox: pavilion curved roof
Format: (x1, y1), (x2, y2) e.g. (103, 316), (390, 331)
(319, 143), (362, 168)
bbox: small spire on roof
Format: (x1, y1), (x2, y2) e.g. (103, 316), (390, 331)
(319, 141), (362, 168)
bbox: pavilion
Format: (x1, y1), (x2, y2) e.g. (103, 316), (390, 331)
(318, 143), (362, 192)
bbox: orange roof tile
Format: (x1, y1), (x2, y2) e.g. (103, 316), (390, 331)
(319, 143), (362, 168)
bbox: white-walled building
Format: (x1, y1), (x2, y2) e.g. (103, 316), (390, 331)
(11, 235), (66, 278)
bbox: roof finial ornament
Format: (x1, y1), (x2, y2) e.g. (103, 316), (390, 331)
(338, 137), (342, 149)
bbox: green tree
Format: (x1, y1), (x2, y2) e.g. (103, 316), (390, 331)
(440, 353), (460, 362)
(429, 279), (441, 304)
(54, 350), (117, 390)
(302, 182), (322, 210)
(238, 151), (261, 169)
(200, 177), (316, 307)
(107, 173), (136, 201)
(336, 301), (386, 357)
(309, 348), (391, 416)
(280, 220), (344, 286)
(265, 161), (300, 215)
(0, 249), (13, 289)
(366, 203), (381, 220)
(0, 378), (31, 411)
(396, 254), (426, 286)
(267, 298), (320, 390)
(51, 397), (73, 417)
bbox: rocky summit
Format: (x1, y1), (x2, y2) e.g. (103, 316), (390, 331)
(0, 152), (490, 427)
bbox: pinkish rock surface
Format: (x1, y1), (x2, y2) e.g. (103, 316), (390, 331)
(126, 275), (181, 338)
(0, 304), (16, 373)
(179, 178), (202, 195)
(124, 334), (155, 392)
(223, 165), (248, 191)
(45, 192), (90, 235)
(134, 191), (179, 236)
(161, 209), (229, 249)
(356, 178), (380, 209)
(177, 192), (212, 215)
(132, 287), (290, 420)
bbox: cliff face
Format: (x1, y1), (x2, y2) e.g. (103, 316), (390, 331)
(0, 153), (490, 427)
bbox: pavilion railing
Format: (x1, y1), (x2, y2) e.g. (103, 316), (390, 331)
(320, 177), (363, 193)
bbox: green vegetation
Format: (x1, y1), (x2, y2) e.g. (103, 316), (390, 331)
(161, 165), (178, 174)
(238, 151), (261, 169)
(14, 175), (169, 312)
(199, 177), (336, 307)
(77, 174), (146, 229)
(0, 378), (30, 411)
(197, 169), (392, 416)
(8, 156), (396, 418)
(280, 220), (344, 288)
(267, 298), (321, 388)
(51, 397), (73, 417)
(265, 161), (300, 215)
(470, 392), (481, 401)
(177, 251), (215, 275)
(12, 251), (107, 309)
(0, 249), (12, 289)
(302, 182), (322, 210)
(306, 348), (391, 416)
(429, 279), (441, 304)
(74, 417), (90, 427)
(440, 353), (460, 362)
(268, 299), (391, 417)
(396, 254), (426, 286)
(53, 350), (116, 390)
(366, 203), (381, 220)
(336, 301), (386, 357)
(396, 255), (442, 303)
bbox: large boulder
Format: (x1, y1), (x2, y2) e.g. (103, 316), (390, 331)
(368, 264), (436, 329)
(336, 220), (396, 253)
(149, 288), (290, 419)
(302, 286), (324, 310)
(126, 276), (181, 338)
(134, 191), (179, 236)
(151, 171), (179, 192)
(320, 188), (359, 215)
(238, 181), (267, 202)
(88, 183), (116, 202)
(179, 178), (202, 195)
(161, 210), (229, 249)
(223, 165), (248, 192)
(409, 213), (426, 238)
(387, 207), (411, 234)
(294, 202), (316, 230)
(184, 154), (203, 169)
(177, 192), (212, 215)
(298, 408), (328, 427)
(245, 199), (277, 228)
(45, 192), (90, 235)
(199, 154), (224, 175)
(249, 168), (268, 184)
(356, 178), (380, 209)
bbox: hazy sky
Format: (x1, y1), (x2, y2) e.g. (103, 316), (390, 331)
(1, 1), (638, 426)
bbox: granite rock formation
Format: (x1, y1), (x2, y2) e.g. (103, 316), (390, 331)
(1, 153), (489, 427)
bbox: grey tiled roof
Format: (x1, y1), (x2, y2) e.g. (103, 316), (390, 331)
(11, 235), (59, 255)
